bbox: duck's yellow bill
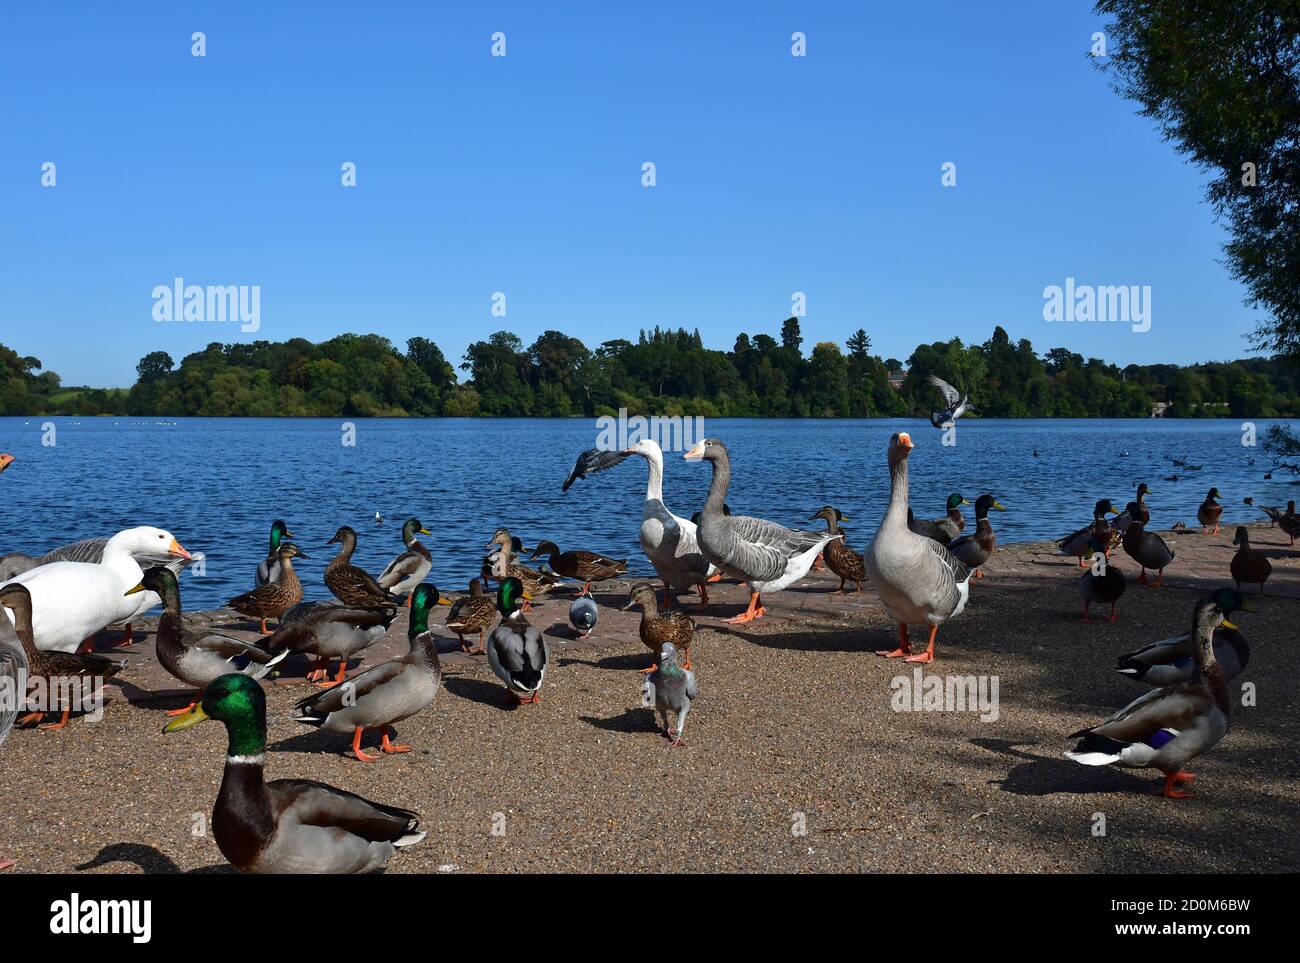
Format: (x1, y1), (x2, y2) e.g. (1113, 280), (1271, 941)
(124, 582), (145, 596)
(993, 500), (1007, 511)
(1221, 618), (1239, 631)
(839, 513), (849, 521)
(163, 704), (209, 733)
(437, 596), (452, 605)
(419, 527), (431, 535)
(522, 591), (534, 601)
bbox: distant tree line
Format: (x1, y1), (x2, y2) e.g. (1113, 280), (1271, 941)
(3, 321), (1300, 418)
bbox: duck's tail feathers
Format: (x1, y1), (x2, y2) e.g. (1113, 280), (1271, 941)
(1065, 731), (1127, 765)
(394, 828), (427, 848)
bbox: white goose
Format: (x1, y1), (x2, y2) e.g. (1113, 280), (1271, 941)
(1, 526), (192, 652)
(864, 432), (971, 664)
(628, 438), (719, 608)
(684, 438), (836, 623)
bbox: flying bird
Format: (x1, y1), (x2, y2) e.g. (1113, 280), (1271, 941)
(927, 374), (973, 429)
(561, 448), (633, 491)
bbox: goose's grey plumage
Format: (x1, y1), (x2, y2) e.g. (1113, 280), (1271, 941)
(864, 432), (971, 663)
(1068, 599), (1233, 797)
(640, 642), (697, 747)
(486, 578), (548, 703)
(927, 374), (973, 429)
(0, 610), (27, 747)
(684, 438), (835, 623)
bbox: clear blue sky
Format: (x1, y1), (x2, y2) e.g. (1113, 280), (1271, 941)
(1, 1), (1263, 388)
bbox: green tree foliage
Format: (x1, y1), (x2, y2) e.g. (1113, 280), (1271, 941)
(1096, 1), (1300, 354)
(6, 323), (1300, 417)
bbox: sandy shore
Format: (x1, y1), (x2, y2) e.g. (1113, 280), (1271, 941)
(2, 522), (1297, 873)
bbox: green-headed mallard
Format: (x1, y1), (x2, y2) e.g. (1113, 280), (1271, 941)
(0, 582), (126, 730)
(1229, 526), (1270, 593)
(263, 599), (397, 687)
(227, 543), (307, 633)
(164, 673), (425, 872)
(485, 577), (548, 705)
(1058, 499), (1120, 566)
(947, 494), (1006, 577)
(623, 581), (695, 670)
(445, 577), (496, 653)
(325, 526), (399, 608)
(1197, 487), (1223, 534)
(683, 438), (837, 624)
(1121, 502), (1175, 587)
(255, 519), (293, 586)
(907, 508), (952, 546)
(808, 506), (866, 594)
(1116, 588), (1249, 686)
(932, 493), (970, 540)
(530, 540), (628, 595)
(131, 567), (288, 717)
(376, 518), (432, 606)
(1068, 598), (1233, 798)
(864, 432), (971, 664)
(292, 583), (446, 761)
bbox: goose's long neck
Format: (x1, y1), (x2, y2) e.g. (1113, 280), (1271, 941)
(703, 453), (731, 515)
(882, 457), (910, 531)
(643, 450), (665, 502)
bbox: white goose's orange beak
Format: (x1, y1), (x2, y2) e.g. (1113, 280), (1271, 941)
(897, 432), (914, 450)
(683, 441), (706, 461)
(168, 539), (192, 560)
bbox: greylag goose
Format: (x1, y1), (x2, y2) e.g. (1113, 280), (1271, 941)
(683, 439), (837, 624)
(863, 432), (971, 664)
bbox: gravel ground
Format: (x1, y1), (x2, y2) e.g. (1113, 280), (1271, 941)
(2, 526), (1297, 874)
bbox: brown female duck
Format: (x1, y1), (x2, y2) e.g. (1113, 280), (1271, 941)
(623, 582), (695, 671)
(1197, 488), (1223, 535)
(809, 506), (865, 594)
(325, 527), (399, 607)
(227, 543), (307, 633)
(1229, 526), (1270, 594)
(531, 539), (628, 594)
(446, 577), (496, 653)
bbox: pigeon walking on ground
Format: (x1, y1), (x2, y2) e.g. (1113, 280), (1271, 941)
(640, 642), (697, 748)
(927, 374), (973, 429)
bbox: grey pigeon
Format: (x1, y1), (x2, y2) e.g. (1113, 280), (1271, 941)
(640, 642), (697, 747)
(569, 593), (598, 639)
(927, 374), (973, 429)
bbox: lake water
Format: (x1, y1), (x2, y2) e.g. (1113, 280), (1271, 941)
(0, 416), (1293, 610)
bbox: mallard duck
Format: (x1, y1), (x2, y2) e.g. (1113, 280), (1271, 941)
(0, 526), (192, 653)
(1279, 501), (1300, 545)
(227, 543), (307, 633)
(907, 508), (952, 546)
(530, 540), (627, 595)
(255, 520), (293, 586)
(0, 583), (126, 730)
(376, 518), (432, 606)
(1058, 499), (1120, 565)
(130, 567), (288, 716)
(484, 529), (559, 601)
(1121, 502), (1175, 587)
(1197, 487), (1223, 534)
(864, 432), (971, 664)
(640, 642), (698, 748)
(445, 577), (496, 653)
(569, 592), (598, 639)
(1116, 588), (1249, 686)
(325, 526), (399, 608)
(684, 438), (836, 624)
(947, 494), (1006, 577)
(927, 374), (974, 429)
(485, 577), (548, 704)
(1068, 598), (1233, 798)
(483, 532), (535, 576)
(292, 583), (445, 761)
(263, 599), (397, 687)
(1079, 553), (1126, 623)
(164, 673), (426, 872)
(809, 506), (866, 594)
(623, 581), (695, 670)
(1230, 526), (1270, 593)
(1132, 483), (1152, 525)
(932, 493), (970, 540)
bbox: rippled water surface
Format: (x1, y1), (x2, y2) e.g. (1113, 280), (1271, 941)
(0, 417), (1293, 610)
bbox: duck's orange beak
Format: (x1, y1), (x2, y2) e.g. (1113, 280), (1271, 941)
(168, 539), (192, 560)
(897, 432), (914, 450)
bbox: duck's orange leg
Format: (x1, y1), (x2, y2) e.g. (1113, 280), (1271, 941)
(875, 622), (911, 658)
(350, 726), (378, 762)
(723, 592), (765, 624)
(1108, 603), (1119, 622)
(1161, 771), (1196, 798)
(0, 857), (12, 871)
(904, 624), (938, 664)
(315, 661), (348, 688)
(39, 708), (72, 730)
(380, 727), (412, 753)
